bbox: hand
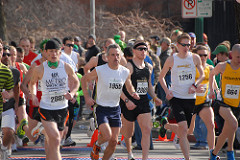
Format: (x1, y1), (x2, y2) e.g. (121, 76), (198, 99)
(154, 97), (162, 106)
(1, 90), (10, 100)
(131, 92), (140, 100)
(209, 91), (216, 99)
(85, 97), (95, 106)
(70, 97), (77, 104)
(126, 100), (136, 110)
(32, 94), (40, 106)
(64, 92), (74, 101)
(196, 84), (205, 93)
(188, 86), (196, 94)
(166, 90), (173, 100)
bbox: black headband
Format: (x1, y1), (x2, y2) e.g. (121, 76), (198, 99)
(133, 42), (147, 49)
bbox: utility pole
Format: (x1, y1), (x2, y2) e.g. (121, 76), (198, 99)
(90, 0), (95, 35)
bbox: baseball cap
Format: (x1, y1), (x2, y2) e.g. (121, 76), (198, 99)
(188, 32), (196, 38)
(45, 39), (60, 50)
(89, 34), (96, 41)
(212, 45), (228, 55)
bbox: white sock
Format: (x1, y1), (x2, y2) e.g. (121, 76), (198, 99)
(128, 152), (134, 159)
(1, 144), (7, 150)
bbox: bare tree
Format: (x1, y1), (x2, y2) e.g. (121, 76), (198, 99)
(0, 0), (7, 41)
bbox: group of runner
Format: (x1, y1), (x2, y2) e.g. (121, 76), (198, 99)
(0, 30), (239, 160)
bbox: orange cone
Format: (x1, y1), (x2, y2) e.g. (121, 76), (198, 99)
(155, 134), (169, 142)
(168, 132), (175, 141)
(87, 129), (99, 147)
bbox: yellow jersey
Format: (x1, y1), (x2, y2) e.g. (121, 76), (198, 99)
(195, 65), (210, 105)
(220, 62), (240, 107)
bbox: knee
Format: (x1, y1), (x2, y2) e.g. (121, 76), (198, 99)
(108, 138), (118, 147)
(101, 132), (112, 142)
(48, 134), (61, 146)
(178, 127), (188, 138)
(230, 119), (238, 132)
(141, 125), (152, 136)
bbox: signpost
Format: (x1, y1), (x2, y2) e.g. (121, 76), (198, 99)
(182, 0), (212, 18)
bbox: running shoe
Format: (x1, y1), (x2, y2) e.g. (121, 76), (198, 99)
(0, 147), (9, 160)
(209, 149), (220, 160)
(87, 117), (96, 137)
(173, 134), (180, 149)
(90, 142), (101, 160)
(16, 119), (28, 139)
(120, 139), (127, 149)
(31, 122), (42, 137)
(63, 137), (76, 147)
(128, 153), (135, 160)
(227, 151), (235, 160)
(100, 142), (108, 152)
(22, 136), (29, 146)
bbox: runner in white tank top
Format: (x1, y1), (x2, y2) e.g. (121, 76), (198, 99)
(159, 33), (204, 160)
(28, 40), (79, 160)
(81, 44), (139, 160)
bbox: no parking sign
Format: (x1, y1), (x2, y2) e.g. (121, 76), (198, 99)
(182, 0), (212, 18)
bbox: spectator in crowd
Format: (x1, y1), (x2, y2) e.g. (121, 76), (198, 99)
(85, 34), (101, 63)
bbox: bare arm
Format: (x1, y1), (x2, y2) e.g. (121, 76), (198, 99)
(194, 54), (205, 86)
(20, 64), (36, 99)
(147, 63), (162, 106)
(209, 62), (226, 99)
(124, 73), (139, 100)
(159, 56), (174, 100)
(83, 56), (98, 74)
(28, 65), (43, 106)
(81, 69), (98, 106)
(65, 63), (80, 100)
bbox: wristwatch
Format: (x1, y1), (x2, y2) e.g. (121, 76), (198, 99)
(125, 98), (129, 103)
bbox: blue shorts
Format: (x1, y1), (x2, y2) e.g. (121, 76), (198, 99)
(95, 105), (121, 128)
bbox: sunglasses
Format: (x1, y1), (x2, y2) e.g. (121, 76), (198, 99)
(66, 44), (74, 47)
(199, 54), (208, 57)
(179, 42), (191, 47)
(3, 53), (11, 57)
(136, 47), (148, 51)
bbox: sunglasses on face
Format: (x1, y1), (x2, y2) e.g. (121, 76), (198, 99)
(66, 44), (74, 47)
(136, 47), (148, 51)
(199, 54), (208, 57)
(179, 42), (191, 47)
(3, 53), (11, 57)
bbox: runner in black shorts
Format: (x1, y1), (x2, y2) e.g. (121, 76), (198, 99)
(28, 40), (79, 160)
(159, 33), (204, 160)
(120, 40), (162, 160)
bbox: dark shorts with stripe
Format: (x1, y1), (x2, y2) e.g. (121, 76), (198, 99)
(169, 97), (195, 127)
(26, 105), (41, 122)
(39, 107), (68, 131)
(95, 105), (121, 128)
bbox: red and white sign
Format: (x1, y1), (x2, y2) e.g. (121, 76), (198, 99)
(182, 0), (197, 18)
(182, 0), (212, 18)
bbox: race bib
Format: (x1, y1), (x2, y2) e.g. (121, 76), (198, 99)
(49, 90), (67, 103)
(224, 84), (240, 99)
(178, 70), (193, 85)
(136, 81), (148, 95)
(108, 79), (123, 94)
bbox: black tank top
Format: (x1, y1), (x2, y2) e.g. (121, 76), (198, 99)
(123, 60), (150, 105)
(97, 54), (107, 66)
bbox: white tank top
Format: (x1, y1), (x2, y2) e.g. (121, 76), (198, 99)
(96, 64), (129, 107)
(40, 60), (69, 110)
(170, 52), (196, 99)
